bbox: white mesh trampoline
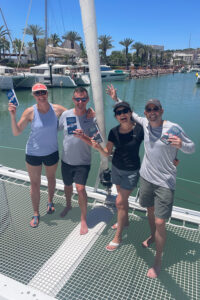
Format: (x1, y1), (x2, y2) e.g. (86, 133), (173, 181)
(0, 166), (199, 300)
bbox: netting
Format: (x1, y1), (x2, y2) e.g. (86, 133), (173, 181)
(0, 176), (199, 300)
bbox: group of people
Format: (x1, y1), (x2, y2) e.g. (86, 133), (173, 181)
(8, 82), (195, 278)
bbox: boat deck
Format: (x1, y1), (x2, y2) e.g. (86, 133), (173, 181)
(0, 170), (199, 300)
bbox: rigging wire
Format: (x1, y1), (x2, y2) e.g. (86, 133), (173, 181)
(17, 0), (33, 70)
(58, 0), (66, 33)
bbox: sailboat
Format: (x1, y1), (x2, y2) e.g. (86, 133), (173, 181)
(0, 1), (199, 300)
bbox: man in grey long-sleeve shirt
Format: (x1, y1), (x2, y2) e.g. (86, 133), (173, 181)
(106, 85), (195, 278)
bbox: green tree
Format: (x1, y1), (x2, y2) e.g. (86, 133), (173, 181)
(48, 33), (61, 47)
(98, 35), (113, 64)
(26, 25), (44, 63)
(131, 42), (144, 58)
(0, 37), (10, 58)
(0, 25), (8, 59)
(62, 31), (82, 49)
(13, 38), (24, 56)
(109, 51), (126, 66)
(79, 41), (87, 59)
(119, 38), (134, 69)
(27, 41), (35, 61)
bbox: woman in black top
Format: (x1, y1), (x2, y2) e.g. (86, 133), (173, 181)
(90, 101), (144, 251)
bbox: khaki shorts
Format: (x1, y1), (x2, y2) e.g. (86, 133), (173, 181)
(139, 177), (174, 219)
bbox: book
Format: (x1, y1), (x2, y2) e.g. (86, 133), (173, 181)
(160, 126), (182, 145)
(66, 117), (77, 134)
(88, 120), (103, 144)
(7, 89), (19, 107)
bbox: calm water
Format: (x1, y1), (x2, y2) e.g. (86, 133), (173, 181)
(0, 73), (199, 211)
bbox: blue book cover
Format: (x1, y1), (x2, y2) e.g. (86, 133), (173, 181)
(66, 117), (77, 134)
(7, 89), (19, 107)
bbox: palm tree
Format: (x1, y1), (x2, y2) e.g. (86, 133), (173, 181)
(0, 37), (10, 59)
(13, 38), (24, 56)
(131, 42), (144, 58)
(79, 41), (87, 59)
(62, 31), (82, 49)
(0, 25), (8, 59)
(119, 38), (134, 69)
(98, 35), (113, 64)
(48, 33), (61, 47)
(26, 25), (44, 63)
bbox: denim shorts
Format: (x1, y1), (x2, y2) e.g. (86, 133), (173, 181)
(139, 177), (174, 219)
(111, 164), (139, 191)
(26, 151), (59, 166)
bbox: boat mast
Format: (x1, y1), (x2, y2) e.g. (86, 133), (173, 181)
(79, 0), (108, 173)
(0, 8), (13, 48)
(45, 0), (48, 62)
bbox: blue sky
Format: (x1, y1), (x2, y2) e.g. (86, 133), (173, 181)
(1, 0), (200, 52)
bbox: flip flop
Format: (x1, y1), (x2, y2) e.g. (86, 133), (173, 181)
(30, 215), (40, 228)
(47, 202), (55, 214)
(106, 241), (121, 252)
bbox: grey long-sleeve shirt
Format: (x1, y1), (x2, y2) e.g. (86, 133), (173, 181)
(132, 112), (195, 190)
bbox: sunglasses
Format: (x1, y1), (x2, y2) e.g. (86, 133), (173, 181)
(115, 108), (130, 116)
(34, 90), (47, 96)
(73, 97), (88, 102)
(145, 106), (160, 112)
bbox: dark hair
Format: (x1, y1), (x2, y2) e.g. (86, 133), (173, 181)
(73, 87), (88, 96)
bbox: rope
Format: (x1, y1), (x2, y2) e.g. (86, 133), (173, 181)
(17, 0), (33, 70)
(177, 177), (200, 185)
(0, 145), (25, 151)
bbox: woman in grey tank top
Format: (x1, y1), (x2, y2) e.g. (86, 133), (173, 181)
(8, 83), (66, 228)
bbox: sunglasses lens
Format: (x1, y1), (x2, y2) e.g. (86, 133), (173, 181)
(74, 97), (88, 102)
(146, 107), (159, 112)
(34, 90), (47, 96)
(115, 108), (129, 115)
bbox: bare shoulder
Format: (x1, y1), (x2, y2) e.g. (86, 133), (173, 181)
(22, 106), (34, 121)
(52, 104), (67, 117)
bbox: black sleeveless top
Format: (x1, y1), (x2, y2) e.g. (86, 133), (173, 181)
(108, 123), (144, 171)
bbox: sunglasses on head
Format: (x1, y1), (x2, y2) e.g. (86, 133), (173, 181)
(73, 97), (88, 102)
(145, 106), (160, 113)
(34, 90), (47, 96)
(115, 107), (130, 116)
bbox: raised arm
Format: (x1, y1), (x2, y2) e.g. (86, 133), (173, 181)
(8, 104), (33, 136)
(106, 84), (119, 102)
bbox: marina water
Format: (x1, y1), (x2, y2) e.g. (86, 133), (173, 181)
(0, 72), (199, 211)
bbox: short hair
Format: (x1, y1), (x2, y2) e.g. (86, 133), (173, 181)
(73, 87), (88, 97)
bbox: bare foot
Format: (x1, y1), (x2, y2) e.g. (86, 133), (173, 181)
(111, 222), (129, 230)
(142, 235), (155, 248)
(80, 220), (88, 235)
(60, 206), (72, 218)
(147, 264), (161, 278)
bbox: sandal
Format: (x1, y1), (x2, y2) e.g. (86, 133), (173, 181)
(47, 202), (55, 214)
(30, 215), (40, 228)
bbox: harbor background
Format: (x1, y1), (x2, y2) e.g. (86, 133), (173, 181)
(0, 72), (199, 212)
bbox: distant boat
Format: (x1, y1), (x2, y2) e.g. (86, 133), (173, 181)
(0, 65), (14, 90)
(0, 65), (37, 90)
(22, 63), (77, 88)
(82, 64), (129, 81)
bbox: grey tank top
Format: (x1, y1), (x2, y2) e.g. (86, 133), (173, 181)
(26, 104), (58, 156)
